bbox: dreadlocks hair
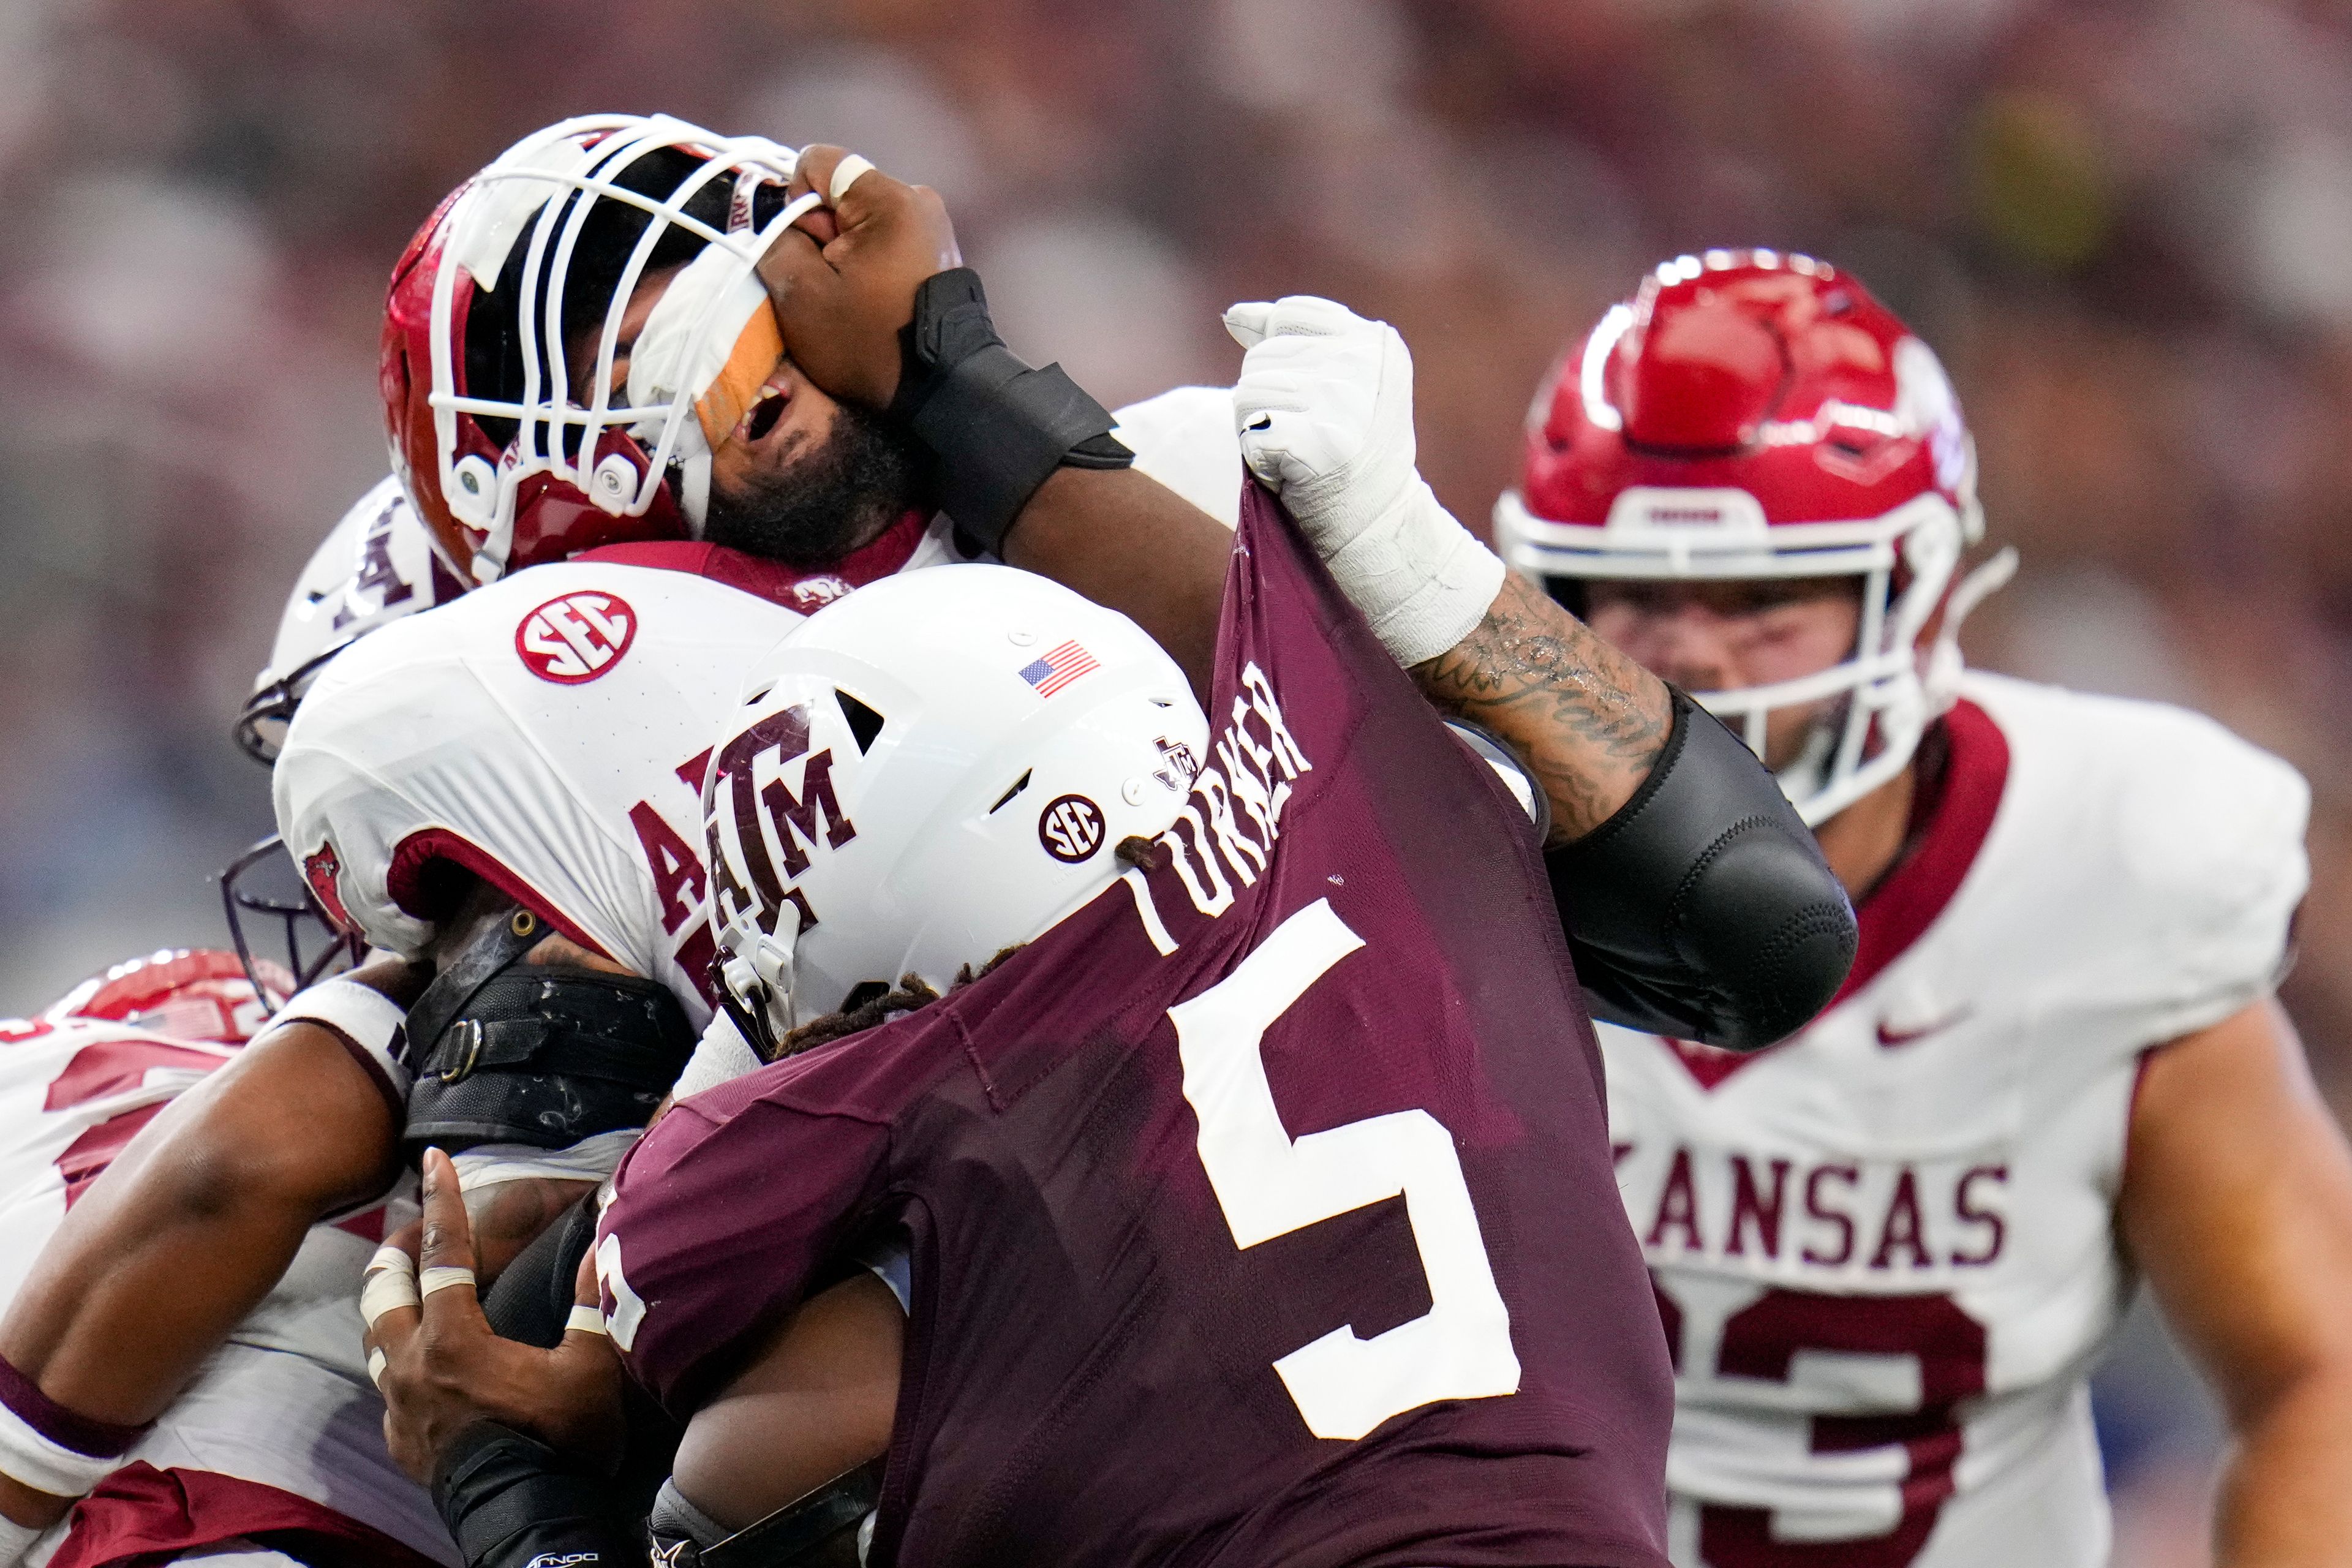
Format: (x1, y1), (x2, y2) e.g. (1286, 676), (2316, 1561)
(775, 946), (1027, 1058)
(1114, 834), (1165, 871)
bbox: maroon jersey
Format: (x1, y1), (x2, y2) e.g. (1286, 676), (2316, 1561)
(596, 484), (1673, 1567)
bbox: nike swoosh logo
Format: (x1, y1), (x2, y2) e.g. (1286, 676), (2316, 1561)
(1875, 1009), (1972, 1049)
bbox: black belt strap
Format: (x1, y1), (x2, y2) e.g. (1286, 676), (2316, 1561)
(451, 1019), (685, 1085)
(403, 910), (545, 1074)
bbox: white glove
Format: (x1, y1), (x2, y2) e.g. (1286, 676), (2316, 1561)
(1225, 296), (1504, 667)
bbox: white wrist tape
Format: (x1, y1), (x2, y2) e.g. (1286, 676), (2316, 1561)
(360, 1246), (420, 1329)
(1317, 478), (1505, 668)
(0, 1403), (119, 1500)
(269, 978), (412, 1093)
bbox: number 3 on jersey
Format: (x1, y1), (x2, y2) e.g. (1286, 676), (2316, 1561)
(1170, 898), (1520, 1440)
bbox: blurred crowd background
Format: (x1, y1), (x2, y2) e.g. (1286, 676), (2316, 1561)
(2, 0), (2348, 1556)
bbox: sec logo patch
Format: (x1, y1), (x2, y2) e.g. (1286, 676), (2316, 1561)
(516, 591), (636, 684)
(1038, 793), (1105, 864)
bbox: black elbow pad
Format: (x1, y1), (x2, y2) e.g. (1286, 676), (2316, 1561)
(1548, 691), (1856, 1051)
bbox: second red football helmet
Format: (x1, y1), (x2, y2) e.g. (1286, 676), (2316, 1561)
(44, 948), (287, 1045)
(1494, 251), (2013, 824)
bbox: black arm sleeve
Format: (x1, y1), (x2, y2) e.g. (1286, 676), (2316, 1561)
(481, 1192), (601, 1349)
(434, 1423), (646, 1568)
(1548, 690), (1857, 1051)
(467, 1199), (684, 1568)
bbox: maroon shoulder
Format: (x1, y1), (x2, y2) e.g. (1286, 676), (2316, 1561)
(598, 1017), (961, 1412)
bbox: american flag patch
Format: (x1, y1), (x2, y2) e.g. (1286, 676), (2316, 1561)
(1017, 639), (1099, 698)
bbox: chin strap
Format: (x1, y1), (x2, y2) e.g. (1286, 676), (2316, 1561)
(1774, 543), (2020, 821)
(401, 907), (696, 1160)
(713, 896), (801, 1065)
(1921, 546), (2019, 713)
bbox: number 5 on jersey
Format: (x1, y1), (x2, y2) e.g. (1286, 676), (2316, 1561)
(1170, 898), (1520, 1440)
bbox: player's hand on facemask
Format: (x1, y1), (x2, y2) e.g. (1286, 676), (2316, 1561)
(1224, 296), (1504, 668)
(361, 1150), (623, 1483)
(760, 144), (963, 411)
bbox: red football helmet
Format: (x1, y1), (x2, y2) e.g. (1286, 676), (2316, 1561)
(382, 115), (818, 586)
(43, 949), (288, 1046)
(1493, 250), (2015, 824)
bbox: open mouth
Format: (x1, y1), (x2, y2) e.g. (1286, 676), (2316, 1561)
(742, 383), (789, 444)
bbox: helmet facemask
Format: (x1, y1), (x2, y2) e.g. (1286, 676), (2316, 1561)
(387, 114), (824, 584)
(217, 834), (368, 1010)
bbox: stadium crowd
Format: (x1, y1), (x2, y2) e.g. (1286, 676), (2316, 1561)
(3, 1), (2351, 1561)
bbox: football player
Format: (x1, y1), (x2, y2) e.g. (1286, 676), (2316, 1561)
(0, 113), (963, 1563)
(355, 149), (1857, 1568)
(1490, 251), (2352, 1567)
(0, 949), (453, 1568)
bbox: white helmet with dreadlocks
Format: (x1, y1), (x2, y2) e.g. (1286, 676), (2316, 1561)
(703, 565), (1209, 1058)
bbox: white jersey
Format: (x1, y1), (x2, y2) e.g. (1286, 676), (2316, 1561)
(272, 529), (957, 1087)
(1112, 385), (1243, 529)
(1600, 672), (2309, 1568)
(0, 1012), (449, 1564)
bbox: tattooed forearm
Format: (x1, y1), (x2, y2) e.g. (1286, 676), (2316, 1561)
(1411, 571), (1671, 845)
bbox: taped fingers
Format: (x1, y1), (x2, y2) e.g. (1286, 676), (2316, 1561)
(421, 1266), (479, 1300)
(829, 153), (876, 205)
(361, 1244), (421, 1330)
(415, 1149), (486, 1327)
(787, 145), (879, 214)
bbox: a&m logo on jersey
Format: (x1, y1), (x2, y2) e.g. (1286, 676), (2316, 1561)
(1017, 639), (1098, 698)
(1038, 794), (1105, 864)
(516, 591), (638, 685)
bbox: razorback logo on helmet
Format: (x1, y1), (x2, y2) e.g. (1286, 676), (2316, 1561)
(1038, 794), (1106, 864)
(788, 575), (853, 614)
(707, 703), (859, 935)
(516, 591), (638, 684)
(303, 841), (356, 933)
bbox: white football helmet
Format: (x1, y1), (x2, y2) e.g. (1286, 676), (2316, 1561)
(704, 564), (1208, 1055)
(236, 475), (461, 764)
